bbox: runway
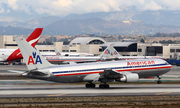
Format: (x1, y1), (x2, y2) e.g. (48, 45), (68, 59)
(0, 65), (180, 98)
(0, 84), (180, 97)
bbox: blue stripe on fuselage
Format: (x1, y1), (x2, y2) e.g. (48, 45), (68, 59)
(52, 63), (168, 74)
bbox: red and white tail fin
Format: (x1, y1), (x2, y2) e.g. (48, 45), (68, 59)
(26, 28), (43, 47)
(6, 28), (43, 61)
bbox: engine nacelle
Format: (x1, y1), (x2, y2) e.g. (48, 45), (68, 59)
(116, 73), (139, 83)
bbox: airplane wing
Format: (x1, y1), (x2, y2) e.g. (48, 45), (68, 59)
(99, 69), (123, 79)
(68, 62), (77, 65)
(98, 69), (139, 83)
(98, 69), (123, 83)
(7, 70), (27, 73)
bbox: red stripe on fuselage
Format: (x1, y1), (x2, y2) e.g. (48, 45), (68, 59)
(54, 65), (172, 76)
(47, 60), (98, 62)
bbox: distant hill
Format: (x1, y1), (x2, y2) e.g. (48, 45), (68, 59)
(64, 11), (180, 26)
(1, 10), (180, 35)
(1, 16), (61, 29)
(0, 26), (33, 35)
(2, 10), (180, 29)
(1, 18), (180, 35)
(43, 18), (180, 35)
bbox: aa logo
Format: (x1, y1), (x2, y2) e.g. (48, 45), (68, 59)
(28, 52), (42, 65)
(113, 51), (118, 55)
(104, 49), (110, 54)
(56, 52), (61, 56)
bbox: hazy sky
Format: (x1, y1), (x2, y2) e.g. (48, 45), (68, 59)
(0, 0), (180, 22)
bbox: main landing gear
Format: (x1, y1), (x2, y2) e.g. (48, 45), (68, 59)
(157, 76), (162, 84)
(99, 83), (109, 88)
(85, 82), (96, 88)
(85, 82), (110, 88)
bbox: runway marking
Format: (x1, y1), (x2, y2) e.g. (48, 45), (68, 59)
(25, 81), (34, 83)
(155, 92), (171, 95)
(47, 93), (68, 97)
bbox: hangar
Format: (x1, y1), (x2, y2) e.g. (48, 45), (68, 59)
(69, 37), (106, 45)
(62, 37), (106, 56)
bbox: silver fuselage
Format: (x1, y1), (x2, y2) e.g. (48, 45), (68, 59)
(23, 59), (172, 83)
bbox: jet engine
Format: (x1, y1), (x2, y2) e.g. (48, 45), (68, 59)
(116, 73), (139, 83)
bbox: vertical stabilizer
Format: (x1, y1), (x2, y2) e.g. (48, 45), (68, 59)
(111, 47), (121, 58)
(16, 37), (53, 70)
(100, 43), (121, 59)
(26, 28), (43, 47)
(55, 48), (61, 56)
(99, 44), (113, 59)
(6, 28), (43, 62)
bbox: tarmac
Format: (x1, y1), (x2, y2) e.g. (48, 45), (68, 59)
(0, 65), (180, 98)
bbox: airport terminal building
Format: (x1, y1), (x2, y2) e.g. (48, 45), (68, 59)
(1, 35), (180, 60)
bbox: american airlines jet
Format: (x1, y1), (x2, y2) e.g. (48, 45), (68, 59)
(110, 49), (165, 60)
(44, 44), (115, 64)
(15, 37), (172, 88)
(0, 28), (43, 62)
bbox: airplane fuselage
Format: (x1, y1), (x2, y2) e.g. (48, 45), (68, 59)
(0, 28), (43, 62)
(23, 59), (172, 83)
(0, 49), (17, 62)
(45, 56), (102, 64)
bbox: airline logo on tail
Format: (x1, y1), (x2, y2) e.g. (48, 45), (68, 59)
(56, 52), (61, 56)
(28, 52), (42, 65)
(113, 51), (118, 55)
(104, 49), (110, 54)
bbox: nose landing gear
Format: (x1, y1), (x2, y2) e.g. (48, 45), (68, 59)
(157, 76), (162, 84)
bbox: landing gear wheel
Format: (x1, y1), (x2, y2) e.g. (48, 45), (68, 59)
(99, 84), (104, 88)
(99, 84), (109, 88)
(105, 84), (109, 88)
(157, 76), (162, 84)
(157, 80), (162, 84)
(85, 83), (96, 88)
(91, 84), (95, 88)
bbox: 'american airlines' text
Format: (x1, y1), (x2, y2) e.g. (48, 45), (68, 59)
(127, 60), (155, 66)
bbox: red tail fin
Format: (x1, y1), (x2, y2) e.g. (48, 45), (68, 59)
(6, 28), (43, 61)
(26, 28), (43, 47)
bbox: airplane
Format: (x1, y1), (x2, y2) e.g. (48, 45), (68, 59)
(0, 28), (43, 63)
(43, 44), (116, 64)
(110, 48), (165, 60)
(54, 48), (94, 57)
(15, 37), (172, 88)
(40, 51), (94, 57)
